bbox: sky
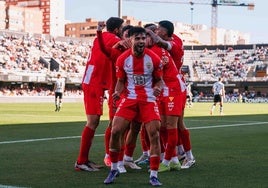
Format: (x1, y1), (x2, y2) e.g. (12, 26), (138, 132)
(65, 0), (268, 44)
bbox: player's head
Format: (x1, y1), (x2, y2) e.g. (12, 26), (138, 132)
(128, 26), (146, 56)
(128, 26), (146, 37)
(158, 20), (174, 38)
(144, 23), (157, 48)
(218, 77), (223, 81)
(106, 17), (124, 36)
(122, 25), (134, 39)
(57, 74), (61, 78)
(144, 23), (157, 32)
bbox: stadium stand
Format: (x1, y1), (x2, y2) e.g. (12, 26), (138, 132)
(0, 30), (268, 99)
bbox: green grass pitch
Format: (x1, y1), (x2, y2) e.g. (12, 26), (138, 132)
(0, 102), (267, 188)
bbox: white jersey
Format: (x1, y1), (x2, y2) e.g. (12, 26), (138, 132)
(186, 83), (192, 96)
(54, 78), (65, 93)
(213, 81), (224, 95)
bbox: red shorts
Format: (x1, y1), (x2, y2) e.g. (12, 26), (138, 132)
(158, 93), (182, 116)
(115, 98), (160, 123)
(82, 84), (105, 115)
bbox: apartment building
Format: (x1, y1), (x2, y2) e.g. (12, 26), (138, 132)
(3, 0), (65, 36)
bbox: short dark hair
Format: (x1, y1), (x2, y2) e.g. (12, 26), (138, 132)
(128, 26), (146, 37)
(106, 17), (124, 32)
(122, 25), (134, 37)
(144, 23), (157, 32)
(159, 20), (174, 37)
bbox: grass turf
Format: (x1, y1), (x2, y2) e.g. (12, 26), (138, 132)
(0, 102), (267, 188)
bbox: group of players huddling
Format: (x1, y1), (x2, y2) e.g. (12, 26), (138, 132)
(74, 17), (195, 186)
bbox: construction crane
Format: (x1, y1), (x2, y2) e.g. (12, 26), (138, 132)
(122, 0), (255, 45)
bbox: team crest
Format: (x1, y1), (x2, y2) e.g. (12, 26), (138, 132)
(146, 62), (153, 70)
(168, 101), (174, 111)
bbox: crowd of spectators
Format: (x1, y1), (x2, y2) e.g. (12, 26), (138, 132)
(0, 30), (267, 98)
(0, 85), (83, 97)
(1, 31), (267, 82)
(189, 46), (268, 82)
(0, 32), (90, 76)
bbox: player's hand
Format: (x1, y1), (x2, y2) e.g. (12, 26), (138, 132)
(113, 39), (132, 50)
(112, 91), (121, 101)
(146, 29), (160, 43)
(153, 86), (162, 97)
(120, 39), (132, 49)
(97, 21), (106, 31)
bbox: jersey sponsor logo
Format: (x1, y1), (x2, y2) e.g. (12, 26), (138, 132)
(133, 74), (145, 85)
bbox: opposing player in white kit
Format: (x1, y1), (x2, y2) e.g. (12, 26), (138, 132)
(54, 73), (65, 112)
(210, 77), (225, 115)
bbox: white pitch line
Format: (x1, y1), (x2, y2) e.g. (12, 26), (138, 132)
(0, 121), (267, 145)
(189, 121), (268, 129)
(0, 134), (104, 145)
(0, 185), (29, 188)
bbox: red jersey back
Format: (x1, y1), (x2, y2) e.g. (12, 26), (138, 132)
(150, 45), (181, 95)
(82, 32), (121, 89)
(116, 48), (163, 102)
(169, 34), (184, 72)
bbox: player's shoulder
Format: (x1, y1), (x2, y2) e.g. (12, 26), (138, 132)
(145, 48), (162, 61)
(103, 32), (121, 43)
(116, 49), (131, 62)
(172, 34), (183, 47)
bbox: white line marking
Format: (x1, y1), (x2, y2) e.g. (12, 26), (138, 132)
(0, 185), (29, 188)
(0, 121), (267, 145)
(0, 134), (104, 145)
(190, 121), (268, 130)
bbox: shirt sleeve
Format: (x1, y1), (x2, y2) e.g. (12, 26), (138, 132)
(151, 52), (163, 80)
(115, 55), (126, 80)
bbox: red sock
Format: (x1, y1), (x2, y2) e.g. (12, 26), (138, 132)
(77, 126), (95, 164)
(125, 144), (136, 158)
(165, 128), (178, 160)
(104, 126), (111, 154)
(180, 129), (191, 152)
(118, 145), (125, 161)
(109, 150), (119, 163)
(172, 148), (177, 157)
(150, 156), (160, 171)
(177, 128), (182, 146)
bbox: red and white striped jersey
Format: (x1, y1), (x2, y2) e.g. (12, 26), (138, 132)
(116, 48), (163, 102)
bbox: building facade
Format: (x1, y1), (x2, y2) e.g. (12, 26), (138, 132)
(3, 0), (65, 36)
(0, 1), (251, 45)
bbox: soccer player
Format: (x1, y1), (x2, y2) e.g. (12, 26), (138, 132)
(145, 24), (183, 172)
(148, 20), (195, 169)
(103, 26), (163, 186)
(210, 77), (225, 115)
(53, 73), (65, 112)
(74, 17), (124, 172)
(96, 23), (141, 173)
(185, 77), (193, 108)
